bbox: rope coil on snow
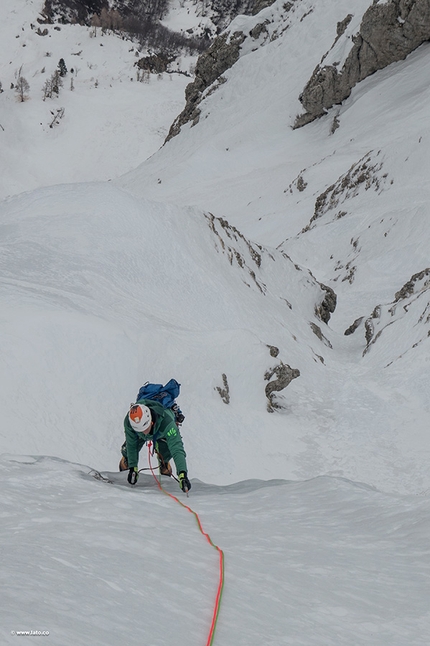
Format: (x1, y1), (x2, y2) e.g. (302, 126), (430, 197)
(147, 443), (224, 646)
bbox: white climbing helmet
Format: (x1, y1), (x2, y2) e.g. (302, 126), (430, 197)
(128, 404), (152, 433)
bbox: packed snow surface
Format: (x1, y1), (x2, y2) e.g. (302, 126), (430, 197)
(2, 455), (430, 646)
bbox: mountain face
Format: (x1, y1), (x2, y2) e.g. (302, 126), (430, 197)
(39, 0), (275, 36)
(295, 0), (430, 127)
(1, 0), (430, 494)
(167, 0), (430, 138)
(116, 0), (430, 492)
(40, 0), (170, 25)
(199, 0), (276, 29)
(2, 3), (430, 643)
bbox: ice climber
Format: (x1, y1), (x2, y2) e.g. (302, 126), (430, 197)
(119, 399), (191, 492)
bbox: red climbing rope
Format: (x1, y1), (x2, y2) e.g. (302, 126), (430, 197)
(147, 444), (224, 646)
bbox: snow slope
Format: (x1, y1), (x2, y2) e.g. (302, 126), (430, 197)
(0, 0), (191, 198)
(0, 180), (332, 485)
(2, 455), (430, 646)
(116, 0), (430, 492)
(1, 1), (430, 644)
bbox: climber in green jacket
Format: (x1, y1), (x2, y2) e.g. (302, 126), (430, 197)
(119, 399), (191, 492)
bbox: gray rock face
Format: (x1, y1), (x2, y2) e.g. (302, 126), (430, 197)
(136, 53), (172, 74)
(215, 373), (230, 404)
(295, 0), (430, 128)
(361, 268), (430, 357)
(315, 284), (337, 324)
(264, 362), (300, 412)
(251, 0), (277, 15)
(163, 0), (276, 140)
(394, 268), (430, 302)
(166, 31), (246, 141)
(209, 0), (276, 27)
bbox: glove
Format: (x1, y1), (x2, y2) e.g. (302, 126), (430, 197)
(178, 471), (191, 492)
(127, 467), (139, 485)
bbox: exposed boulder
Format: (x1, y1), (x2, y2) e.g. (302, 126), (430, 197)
(215, 373), (230, 404)
(249, 20), (270, 40)
(295, 0), (430, 128)
(315, 283), (337, 324)
(264, 362), (300, 412)
(267, 345), (280, 358)
(136, 53), (173, 74)
(344, 316), (364, 336)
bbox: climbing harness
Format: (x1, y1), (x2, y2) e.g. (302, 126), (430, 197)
(147, 443), (224, 646)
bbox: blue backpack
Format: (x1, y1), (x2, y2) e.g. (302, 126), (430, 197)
(136, 379), (185, 425)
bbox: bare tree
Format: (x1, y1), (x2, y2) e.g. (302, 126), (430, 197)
(50, 69), (62, 96)
(90, 13), (101, 36)
(15, 67), (30, 102)
(100, 7), (111, 32)
(110, 9), (122, 32)
(42, 69), (62, 100)
(42, 77), (52, 100)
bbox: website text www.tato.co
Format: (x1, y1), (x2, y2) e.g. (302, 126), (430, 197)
(11, 630), (50, 637)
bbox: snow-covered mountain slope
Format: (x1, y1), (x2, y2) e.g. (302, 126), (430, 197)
(0, 181), (335, 484)
(115, 0), (430, 493)
(2, 455), (429, 646)
(0, 0), (192, 198)
(1, 0), (429, 493)
(0, 0), (270, 201)
(2, 1), (430, 644)
(117, 0), (374, 229)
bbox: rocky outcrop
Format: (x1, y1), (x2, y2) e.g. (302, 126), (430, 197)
(165, 0), (277, 139)
(208, 0), (276, 28)
(264, 362), (300, 412)
(136, 53), (173, 74)
(393, 268), (430, 302)
(344, 316), (364, 336)
(295, 0), (430, 128)
(252, 0), (277, 15)
(302, 151), (389, 232)
(166, 30), (246, 141)
(215, 373), (230, 404)
(315, 283), (337, 324)
(363, 268), (430, 357)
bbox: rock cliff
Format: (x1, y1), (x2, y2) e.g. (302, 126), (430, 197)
(295, 0), (430, 128)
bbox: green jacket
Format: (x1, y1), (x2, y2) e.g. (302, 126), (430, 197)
(123, 399), (188, 474)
